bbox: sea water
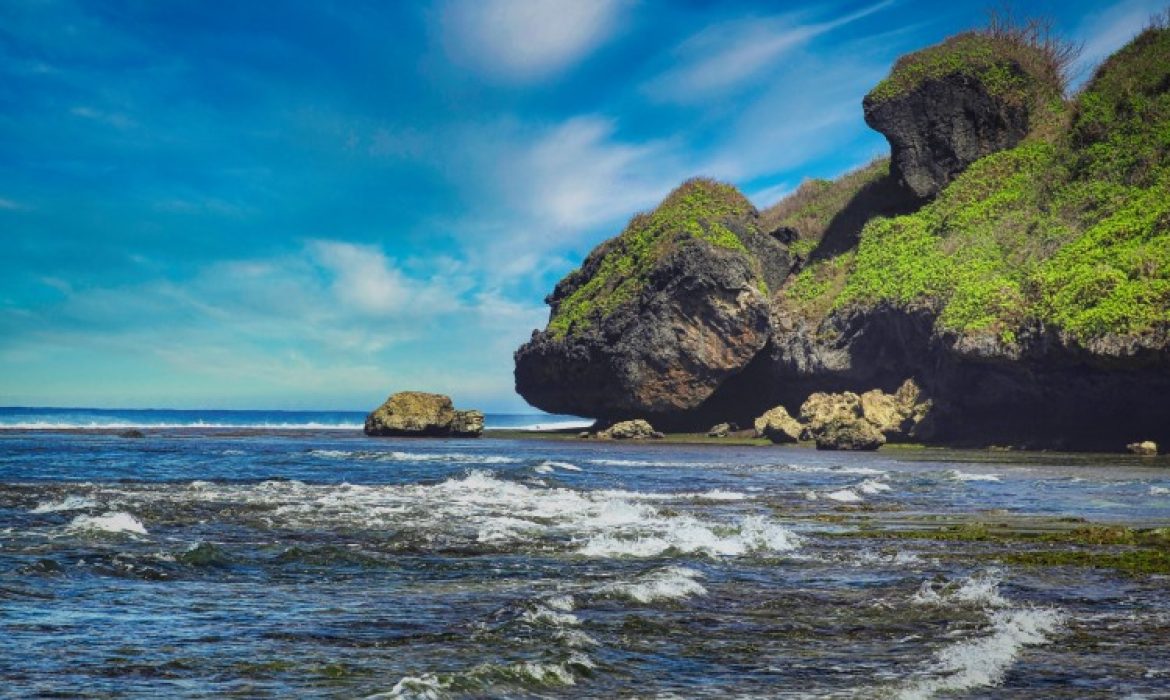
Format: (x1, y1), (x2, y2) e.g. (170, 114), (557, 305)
(2, 422), (1169, 698)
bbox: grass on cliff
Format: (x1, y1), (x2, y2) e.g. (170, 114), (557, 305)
(547, 179), (759, 338)
(866, 11), (1077, 106)
(760, 159), (890, 250)
(787, 23), (1170, 342)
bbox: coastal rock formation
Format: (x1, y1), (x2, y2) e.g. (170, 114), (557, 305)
(514, 179), (789, 427)
(753, 406), (802, 444)
(514, 23), (1170, 451)
(599, 419), (659, 440)
(814, 417), (886, 451)
(364, 391), (484, 438)
(863, 32), (1052, 199)
(1128, 441), (1158, 456)
(707, 422), (733, 438)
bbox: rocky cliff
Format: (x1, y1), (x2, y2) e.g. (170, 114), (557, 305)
(515, 22), (1170, 449)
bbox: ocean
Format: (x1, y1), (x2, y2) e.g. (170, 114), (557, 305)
(2, 413), (1169, 698)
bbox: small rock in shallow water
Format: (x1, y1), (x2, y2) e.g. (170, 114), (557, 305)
(118, 430), (146, 439)
(1127, 441), (1158, 456)
(753, 406), (802, 444)
(364, 391), (483, 437)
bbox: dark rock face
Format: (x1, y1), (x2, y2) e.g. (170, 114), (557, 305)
(514, 234), (779, 427)
(863, 71), (1031, 199)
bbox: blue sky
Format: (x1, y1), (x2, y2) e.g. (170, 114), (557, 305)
(0, 0), (1163, 411)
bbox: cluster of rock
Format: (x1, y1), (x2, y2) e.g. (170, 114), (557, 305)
(750, 379), (930, 450)
(363, 391), (484, 438)
(511, 28), (1170, 452)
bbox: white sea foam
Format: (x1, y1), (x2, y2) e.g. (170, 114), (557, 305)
(598, 566), (707, 603)
(826, 488), (863, 503)
(31, 495), (97, 513)
(540, 461), (582, 472)
(912, 571), (1009, 608)
(947, 470), (1002, 482)
(534, 464), (555, 475)
(897, 607), (1064, 699)
(67, 511), (148, 535)
(579, 514), (801, 558)
(309, 449), (519, 464)
(858, 478), (892, 495)
(787, 465), (888, 476)
(1150, 486), (1170, 496)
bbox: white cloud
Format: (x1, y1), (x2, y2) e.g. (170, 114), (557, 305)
(0, 197), (27, 211)
(309, 240), (469, 317)
(1070, 0), (1165, 89)
(438, 0), (627, 82)
(646, 0), (895, 102)
(70, 105), (136, 129)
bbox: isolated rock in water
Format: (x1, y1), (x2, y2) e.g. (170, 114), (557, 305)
(514, 179), (791, 427)
(707, 422), (733, 438)
(1127, 441), (1158, 456)
(814, 417), (886, 451)
(863, 33), (1052, 198)
(451, 410), (485, 437)
(600, 419), (657, 440)
(118, 429), (146, 439)
(753, 406), (802, 444)
(364, 391), (482, 437)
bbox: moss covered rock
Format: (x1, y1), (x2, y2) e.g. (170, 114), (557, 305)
(514, 179), (790, 427)
(364, 391), (483, 437)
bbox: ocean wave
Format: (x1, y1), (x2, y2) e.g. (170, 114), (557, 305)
(826, 488), (863, 503)
(946, 470), (1002, 483)
(578, 514), (801, 558)
(308, 449), (519, 464)
(67, 511), (148, 535)
(1150, 486), (1170, 496)
(0, 420), (363, 430)
(31, 495), (98, 513)
(911, 570), (1009, 608)
(897, 607), (1064, 699)
(596, 566), (707, 603)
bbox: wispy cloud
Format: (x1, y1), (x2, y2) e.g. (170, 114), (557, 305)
(70, 105), (136, 129)
(645, 0), (895, 102)
(1070, 0), (1165, 89)
(437, 0), (628, 82)
(0, 197), (27, 211)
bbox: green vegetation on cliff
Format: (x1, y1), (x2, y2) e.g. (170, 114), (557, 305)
(760, 159), (890, 255)
(547, 178), (760, 338)
(785, 23), (1170, 342)
(866, 14), (1073, 106)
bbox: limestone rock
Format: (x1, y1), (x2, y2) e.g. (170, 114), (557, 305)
(814, 417), (886, 451)
(753, 406), (802, 444)
(599, 419), (658, 440)
(364, 391), (482, 438)
(1127, 441), (1158, 456)
(707, 422), (733, 438)
(451, 410), (485, 437)
(800, 392), (863, 437)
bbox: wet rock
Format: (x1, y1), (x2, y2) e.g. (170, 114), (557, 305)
(599, 419), (657, 440)
(814, 417), (886, 451)
(1127, 441), (1158, 456)
(364, 391), (482, 437)
(753, 406), (802, 444)
(707, 422), (733, 438)
(118, 430), (146, 439)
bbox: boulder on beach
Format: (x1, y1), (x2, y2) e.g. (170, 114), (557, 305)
(753, 406), (802, 444)
(814, 416), (886, 451)
(599, 419), (659, 440)
(364, 391), (484, 438)
(1127, 441), (1158, 456)
(707, 422), (733, 438)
